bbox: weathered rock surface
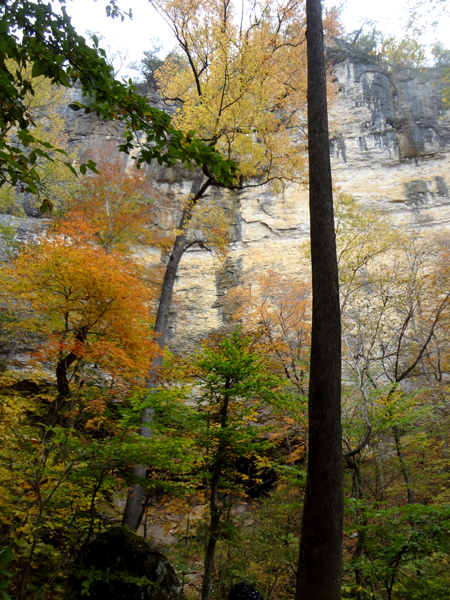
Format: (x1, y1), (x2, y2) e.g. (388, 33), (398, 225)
(328, 49), (450, 230)
(167, 53), (450, 349)
(71, 526), (185, 600)
(2, 53), (450, 352)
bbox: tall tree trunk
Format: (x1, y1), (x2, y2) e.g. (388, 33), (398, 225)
(122, 172), (212, 530)
(373, 445), (387, 501)
(440, 434), (448, 460)
(345, 456), (367, 600)
(295, 1), (343, 598)
(201, 462), (222, 600)
(201, 389), (229, 600)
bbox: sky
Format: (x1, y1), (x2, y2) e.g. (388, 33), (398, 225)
(60, 0), (449, 79)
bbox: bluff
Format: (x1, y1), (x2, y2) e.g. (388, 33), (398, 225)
(3, 52), (450, 353)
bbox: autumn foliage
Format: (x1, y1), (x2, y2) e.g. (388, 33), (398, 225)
(66, 150), (170, 254)
(154, 0), (305, 189)
(3, 3), (450, 598)
(0, 214), (160, 424)
(227, 270), (311, 392)
(152, 0), (341, 190)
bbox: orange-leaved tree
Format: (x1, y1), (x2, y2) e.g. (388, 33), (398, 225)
(226, 270), (311, 464)
(0, 214), (159, 428)
(227, 270), (311, 393)
(65, 150), (171, 255)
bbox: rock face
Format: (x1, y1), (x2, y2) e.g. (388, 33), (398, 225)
(328, 49), (450, 230)
(167, 53), (450, 350)
(71, 526), (185, 600)
(2, 53), (450, 352)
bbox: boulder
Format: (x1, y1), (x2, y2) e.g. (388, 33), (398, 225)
(71, 526), (184, 600)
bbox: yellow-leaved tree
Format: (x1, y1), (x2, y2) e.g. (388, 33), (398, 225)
(122, 0), (342, 530)
(155, 0), (307, 188)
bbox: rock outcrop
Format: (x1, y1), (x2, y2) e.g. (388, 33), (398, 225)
(70, 526), (185, 600)
(2, 52), (450, 352)
(328, 48), (450, 230)
(167, 53), (450, 350)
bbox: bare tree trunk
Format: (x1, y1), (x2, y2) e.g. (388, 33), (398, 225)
(295, 1), (343, 598)
(373, 445), (387, 501)
(45, 329), (86, 429)
(122, 172), (211, 530)
(441, 434), (448, 460)
(345, 456), (367, 600)
(201, 388), (229, 600)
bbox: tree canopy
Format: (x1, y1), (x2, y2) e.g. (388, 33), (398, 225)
(151, 0), (339, 191)
(0, 0), (237, 201)
(2, 2), (450, 599)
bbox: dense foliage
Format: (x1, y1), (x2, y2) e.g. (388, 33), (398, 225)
(1, 2), (450, 599)
(1, 178), (449, 599)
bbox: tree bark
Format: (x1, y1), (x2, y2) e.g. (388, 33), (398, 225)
(373, 445), (387, 501)
(122, 171), (211, 530)
(201, 384), (229, 600)
(345, 455), (367, 600)
(201, 462), (222, 600)
(295, 1), (343, 598)
(45, 329), (86, 428)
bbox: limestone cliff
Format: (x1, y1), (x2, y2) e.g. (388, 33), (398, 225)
(328, 49), (450, 229)
(167, 52), (450, 350)
(2, 53), (450, 353)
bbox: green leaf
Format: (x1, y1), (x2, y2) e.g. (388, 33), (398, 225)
(68, 103), (83, 112)
(31, 59), (47, 78)
(64, 162), (78, 177)
(0, 547), (13, 567)
(80, 163), (87, 175)
(39, 199), (53, 214)
(0, 20), (8, 34)
(86, 159), (100, 174)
